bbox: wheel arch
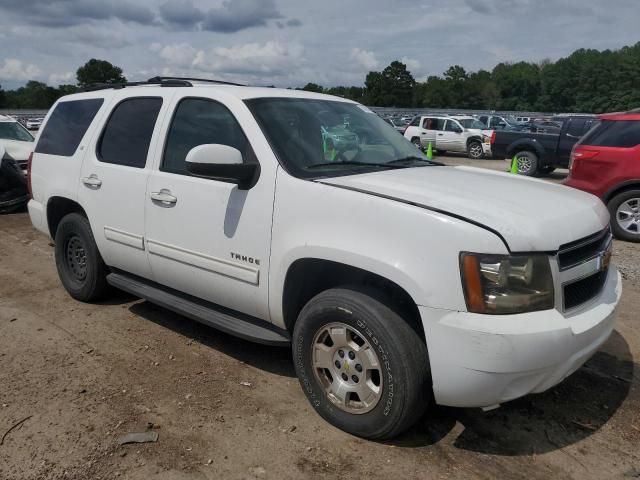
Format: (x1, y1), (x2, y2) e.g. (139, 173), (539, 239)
(603, 180), (640, 204)
(46, 196), (88, 238)
(466, 135), (483, 147)
(281, 257), (425, 343)
(506, 140), (544, 158)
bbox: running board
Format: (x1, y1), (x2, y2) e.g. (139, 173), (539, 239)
(106, 272), (290, 347)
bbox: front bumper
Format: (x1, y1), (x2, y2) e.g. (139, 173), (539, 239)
(421, 267), (621, 408)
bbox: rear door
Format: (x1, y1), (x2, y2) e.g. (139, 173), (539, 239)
(77, 89), (174, 279)
(557, 117), (589, 163)
(419, 117), (437, 148)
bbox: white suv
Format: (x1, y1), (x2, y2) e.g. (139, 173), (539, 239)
(404, 115), (492, 158)
(28, 77), (621, 439)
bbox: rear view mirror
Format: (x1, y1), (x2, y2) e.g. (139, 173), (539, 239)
(185, 144), (260, 190)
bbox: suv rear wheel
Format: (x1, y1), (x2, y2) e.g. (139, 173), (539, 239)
(292, 287), (430, 439)
(514, 150), (539, 176)
(608, 190), (640, 242)
(54, 213), (110, 301)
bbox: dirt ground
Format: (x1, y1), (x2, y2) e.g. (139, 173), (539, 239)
(1, 158), (639, 480)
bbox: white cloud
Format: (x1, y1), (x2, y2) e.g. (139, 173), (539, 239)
(152, 41), (306, 82)
(0, 58), (41, 81)
(48, 71), (74, 86)
(156, 43), (199, 68)
(196, 41), (305, 75)
(349, 48), (379, 71)
(401, 56), (421, 73)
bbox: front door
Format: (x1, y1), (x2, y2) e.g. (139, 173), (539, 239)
(144, 95), (276, 320)
(440, 120), (464, 152)
(78, 90), (173, 279)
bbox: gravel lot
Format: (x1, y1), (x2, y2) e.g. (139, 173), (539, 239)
(1, 157), (639, 480)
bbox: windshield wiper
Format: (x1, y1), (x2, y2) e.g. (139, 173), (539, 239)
(386, 156), (443, 166)
(306, 161), (406, 170)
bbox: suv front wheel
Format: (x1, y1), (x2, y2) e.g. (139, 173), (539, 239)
(608, 189), (640, 242)
(292, 287), (430, 439)
(54, 213), (110, 301)
(467, 140), (484, 159)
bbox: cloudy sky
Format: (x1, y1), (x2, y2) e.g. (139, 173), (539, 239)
(0, 0), (639, 90)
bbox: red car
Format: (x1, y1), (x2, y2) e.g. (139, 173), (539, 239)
(564, 110), (640, 242)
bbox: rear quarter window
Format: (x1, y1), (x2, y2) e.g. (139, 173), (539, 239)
(581, 120), (640, 148)
(35, 99), (104, 156)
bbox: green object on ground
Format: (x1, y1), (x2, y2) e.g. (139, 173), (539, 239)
(510, 155), (518, 174)
(426, 141), (433, 160)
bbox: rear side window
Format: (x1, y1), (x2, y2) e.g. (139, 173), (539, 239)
(580, 120), (640, 148)
(98, 97), (162, 168)
(444, 120), (460, 132)
(162, 98), (251, 175)
(35, 99), (103, 156)
(566, 118), (587, 137)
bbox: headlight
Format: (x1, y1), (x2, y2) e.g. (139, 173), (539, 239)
(460, 253), (554, 314)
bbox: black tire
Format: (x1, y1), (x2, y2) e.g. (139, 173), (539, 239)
(467, 140), (484, 159)
(539, 165), (556, 175)
(411, 137), (422, 150)
(292, 287), (430, 439)
(607, 189), (640, 242)
(513, 150), (539, 176)
(54, 213), (110, 301)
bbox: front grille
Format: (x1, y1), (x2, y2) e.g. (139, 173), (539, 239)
(563, 269), (608, 310)
(558, 228), (611, 271)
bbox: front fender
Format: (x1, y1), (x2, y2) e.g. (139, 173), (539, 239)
(268, 170), (508, 328)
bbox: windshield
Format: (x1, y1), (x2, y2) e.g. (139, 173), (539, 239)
(458, 118), (486, 129)
(0, 122), (34, 142)
(504, 115), (518, 125)
(246, 98), (430, 178)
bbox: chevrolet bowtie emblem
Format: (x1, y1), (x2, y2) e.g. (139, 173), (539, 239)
(343, 361), (350, 373)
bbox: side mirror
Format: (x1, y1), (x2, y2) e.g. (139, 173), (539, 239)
(185, 144), (260, 190)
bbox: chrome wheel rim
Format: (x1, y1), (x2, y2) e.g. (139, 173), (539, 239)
(66, 235), (87, 281)
(616, 198), (640, 235)
(311, 322), (383, 414)
(469, 143), (483, 158)
(517, 155), (532, 173)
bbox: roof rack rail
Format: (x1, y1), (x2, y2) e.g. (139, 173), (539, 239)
(79, 76), (246, 92)
(147, 76), (246, 87)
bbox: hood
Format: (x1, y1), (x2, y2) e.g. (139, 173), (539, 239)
(319, 166), (608, 252)
(0, 139), (33, 161)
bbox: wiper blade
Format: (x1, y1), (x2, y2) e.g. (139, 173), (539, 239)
(386, 156), (443, 166)
(306, 161), (405, 170)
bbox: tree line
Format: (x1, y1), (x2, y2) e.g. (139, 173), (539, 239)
(2, 43), (640, 113)
(303, 42), (640, 113)
(0, 59), (125, 109)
